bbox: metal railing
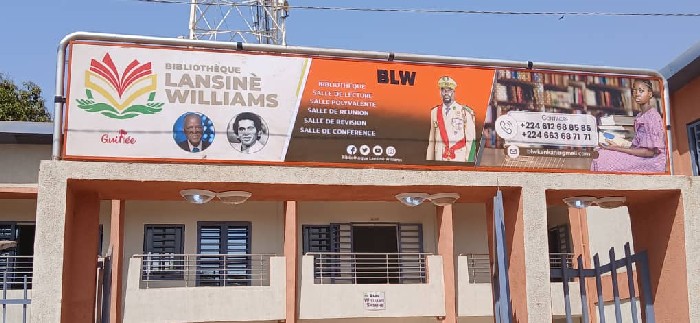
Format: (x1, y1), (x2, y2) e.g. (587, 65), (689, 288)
(550, 253), (575, 283)
(463, 253), (491, 284)
(0, 256), (33, 290)
(135, 254), (272, 288)
(307, 252), (429, 284)
(549, 253), (575, 269)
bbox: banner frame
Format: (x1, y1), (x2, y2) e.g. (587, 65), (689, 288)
(54, 32), (674, 175)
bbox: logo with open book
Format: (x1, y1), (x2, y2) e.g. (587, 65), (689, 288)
(75, 53), (164, 119)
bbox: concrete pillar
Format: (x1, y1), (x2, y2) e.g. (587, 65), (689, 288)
(284, 201), (298, 323)
(500, 189), (527, 322)
(110, 200), (125, 323)
(61, 187), (101, 323)
(437, 204), (456, 323)
(568, 207), (597, 323)
(682, 185), (700, 323)
(504, 187), (550, 322)
(627, 191), (689, 322)
(32, 165), (68, 323)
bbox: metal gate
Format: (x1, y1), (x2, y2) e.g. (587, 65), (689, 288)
(0, 272), (30, 323)
(492, 190), (513, 323)
(95, 249), (112, 323)
(551, 242), (655, 323)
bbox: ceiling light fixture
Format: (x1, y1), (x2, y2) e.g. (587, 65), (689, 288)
(217, 191), (252, 204)
(180, 189), (253, 204)
(595, 196), (626, 209)
(428, 193), (461, 206)
(395, 193), (431, 207)
(180, 189), (216, 204)
(563, 196), (626, 209)
(395, 193), (461, 207)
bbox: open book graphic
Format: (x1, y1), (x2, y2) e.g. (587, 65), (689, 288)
(84, 53), (157, 111)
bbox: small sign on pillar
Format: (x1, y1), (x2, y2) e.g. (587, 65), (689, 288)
(363, 291), (386, 311)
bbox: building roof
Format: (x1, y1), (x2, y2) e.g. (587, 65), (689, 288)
(660, 41), (700, 93)
(0, 121), (53, 144)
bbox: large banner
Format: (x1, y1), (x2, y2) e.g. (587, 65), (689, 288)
(64, 42), (669, 174)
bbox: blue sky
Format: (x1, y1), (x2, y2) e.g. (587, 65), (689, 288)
(1, 0), (698, 114)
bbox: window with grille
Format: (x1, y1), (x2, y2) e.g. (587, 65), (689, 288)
(0, 223), (18, 283)
(688, 120), (700, 176)
(196, 222), (251, 286)
(0, 222), (35, 289)
(548, 224), (573, 282)
(302, 223), (425, 283)
(302, 225), (334, 253)
(142, 225), (184, 280)
(548, 225), (572, 255)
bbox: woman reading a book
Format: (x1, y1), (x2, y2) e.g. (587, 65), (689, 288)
(590, 79), (666, 173)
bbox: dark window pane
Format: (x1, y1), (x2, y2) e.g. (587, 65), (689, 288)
(196, 222), (251, 286)
(142, 225), (184, 280)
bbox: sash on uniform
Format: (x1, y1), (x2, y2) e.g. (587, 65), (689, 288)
(437, 105), (467, 160)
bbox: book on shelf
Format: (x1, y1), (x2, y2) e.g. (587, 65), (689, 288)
(495, 84), (535, 104)
(543, 90), (571, 108)
(597, 113), (635, 148)
(599, 115), (635, 126)
(598, 131), (633, 148)
(586, 76), (630, 88)
(497, 70), (536, 82)
(585, 89), (624, 108)
(569, 87), (584, 105)
(543, 74), (569, 87)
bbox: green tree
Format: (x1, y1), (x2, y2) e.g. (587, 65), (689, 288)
(0, 73), (51, 122)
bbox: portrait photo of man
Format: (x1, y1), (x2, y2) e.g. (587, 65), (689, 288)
(175, 112), (213, 153)
(228, 112), (268, 154)
(426, 76), (477, 162)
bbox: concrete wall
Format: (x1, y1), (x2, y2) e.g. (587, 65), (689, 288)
(669, 75), (700, 176)
(456, 256), (493, 317)
(0, 199), (111, 255)
(0, 145), (50, 184)
(453, 203), (489, 256)
(456, 318), (496, 323)
(586, 206), (634, 266)
(599, 299), (642, 323)
(547, 205), (570, 229)
(299, 318), (443, 323)
(0, 199), (39, 222)
(550, 282), (582, 317)
(119, 201), (283, 296)
(298, 201), (437, 253)
(122, 256), (285, 322)
(1, 290), (32, 322)
(122, 200), (284, 257)
(29, 161), (700, 323)
(299, 255), (445, 319)
(297, 201), (488, 256)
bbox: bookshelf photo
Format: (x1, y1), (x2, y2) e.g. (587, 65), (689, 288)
(480, 68), (664, 170)
(493, 70), (542, 115)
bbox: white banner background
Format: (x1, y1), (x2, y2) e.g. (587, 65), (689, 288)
(65, 43), (310, 162)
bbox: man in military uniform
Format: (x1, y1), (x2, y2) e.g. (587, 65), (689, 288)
(426, 76), (477, 162)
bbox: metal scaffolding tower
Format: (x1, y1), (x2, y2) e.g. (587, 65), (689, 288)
(189, 0), (288, 45)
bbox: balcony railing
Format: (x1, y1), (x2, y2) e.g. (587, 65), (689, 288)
(134, 254), (272, 288)
(307, 252), (429, 284)
(550, 253), (575, 283)
(463, 253), (491, 283)
(0, 256), (33, 289)
(549, 253), (575, 269)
